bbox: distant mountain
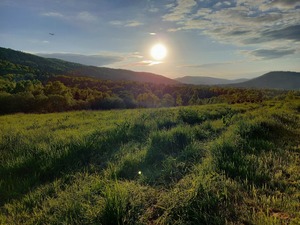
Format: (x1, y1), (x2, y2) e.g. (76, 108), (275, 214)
(175, 76), (248, 85)
(230, 71), (300, 90)
(0, 47), (178, 85)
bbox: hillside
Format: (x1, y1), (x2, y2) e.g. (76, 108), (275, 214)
(1, 100), (299, 224)
(66, 66), (178, 85)
(0, 47), (178, 85)
(175, 76), (248, 85)
(0, 47), (82, 75)
(230, 71), (300, 90)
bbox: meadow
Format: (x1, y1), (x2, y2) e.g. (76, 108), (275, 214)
(0, 99), (299, 224)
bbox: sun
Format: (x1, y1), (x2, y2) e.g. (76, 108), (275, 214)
(150, 43), (167, 60)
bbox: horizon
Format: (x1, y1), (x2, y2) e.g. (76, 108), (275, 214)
(3, 46), (299, 81)
(1, 0), (300, 79)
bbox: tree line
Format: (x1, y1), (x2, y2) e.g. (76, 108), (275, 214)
(0, 73), (293, 114)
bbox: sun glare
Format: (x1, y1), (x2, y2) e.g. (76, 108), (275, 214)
(150, 44), (167, 61)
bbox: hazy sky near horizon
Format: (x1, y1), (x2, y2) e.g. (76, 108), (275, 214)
(1, 0), (300, 79)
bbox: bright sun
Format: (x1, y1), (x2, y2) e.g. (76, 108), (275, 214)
(150, 44), (167, 60)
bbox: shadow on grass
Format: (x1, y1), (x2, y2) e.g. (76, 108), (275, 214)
(0, 121), (143, 206)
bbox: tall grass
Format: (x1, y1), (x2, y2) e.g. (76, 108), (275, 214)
(99, 181), (129, 225)
(1, 99), (299, 224)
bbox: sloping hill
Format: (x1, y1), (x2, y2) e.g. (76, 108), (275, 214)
(0, 47), (82, 75)
(66, 66), (179, 84)
(0, 47), (178, 85)
(230, 71), (300, 90)
(175, 76), (248, 85)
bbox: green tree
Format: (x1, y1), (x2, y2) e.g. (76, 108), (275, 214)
(137, 92), (159, 108)
(161, 94), (175, 107)
(118, 91), (137, 108)
(45, 94), (70, 112)
(175, 94), (183, 106)
(0, 79), (15, 93)
(14, 80), (34, 93)
(44, 81), (69, 96)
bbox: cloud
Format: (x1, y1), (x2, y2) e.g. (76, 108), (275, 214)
(37, 53), (123, 66)
(270, 0), (300, 9)
(41, 12), (64, 18)
(109, 20), (144, 27)
(263, 25), (300, 42)
(163, 0), (197, 21)
(180, 61), (243, 69)
(77, 11), (98, 22)
(148, 7), (159, 13)
(124, 60), (163, 67)
(244, 48), (296, 59)
(41, 11), (98, 24)
(125, 20), (144, 27)
(109, 20), (122, 26)
(242, 24), (300, 44)
(140, 60), (162, 66)
(162, 0), (300, 58)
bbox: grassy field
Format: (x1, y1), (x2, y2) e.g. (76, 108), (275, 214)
(0, 99), (299, 224)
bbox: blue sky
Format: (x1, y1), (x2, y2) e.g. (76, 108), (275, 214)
(1, 0), (300, 79)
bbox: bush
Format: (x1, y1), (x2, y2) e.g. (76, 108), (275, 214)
(95, 96), (126, 109)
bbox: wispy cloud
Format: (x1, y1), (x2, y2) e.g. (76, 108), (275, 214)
(162, 0), (300, 59)
(77, 11), (98, 22)
(148, 7), (159, 13)
(122, 60), (163, 67)
(163, 0), (197, 21)
(37, 53), (123, 66)
(41, 12), (64, 18)
(270, 0), (300, 9)
(141, 60), (163, 66)
(41, 11), (98, 23)
(243, 48), (296, 59)
(125, 20), (144, 27)
(109, 20), (122, 26)
(109, 20), (144, 27)
(179, 60), (245, 69)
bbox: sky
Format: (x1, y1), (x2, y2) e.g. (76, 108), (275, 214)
(1, 0), (300, 79)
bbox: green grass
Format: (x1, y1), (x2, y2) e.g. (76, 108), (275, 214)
(0, 100), (299, 224)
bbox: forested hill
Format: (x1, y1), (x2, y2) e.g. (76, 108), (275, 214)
(0, 47), (82, 78)
(65, 67), (178, 85)
(1, 46), (298, 115)
(230, 71), (300, 90)
(0, 47), (177, 85)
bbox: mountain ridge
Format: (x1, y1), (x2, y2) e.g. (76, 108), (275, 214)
(175, 73), (300, 90)
(228, 71), (300, 90)
(0, 47), (178, 85)
(1, 47), (299, 89)
(175, 76), (249, 85)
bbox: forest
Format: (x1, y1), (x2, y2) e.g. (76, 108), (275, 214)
(0, 62), (294, 114)
(1, 48), (298, 114)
